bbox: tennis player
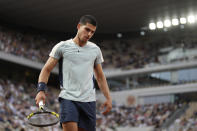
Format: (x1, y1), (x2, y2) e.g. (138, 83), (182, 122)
(35, 15), (112, 131)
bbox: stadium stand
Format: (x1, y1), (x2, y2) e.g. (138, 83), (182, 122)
(0, 76), (189, 131)
(1, 25), (197, 70)
(168, 102), (197, 131)
(1, 24), (197, 131)
(0, 77), (61, 131)
(0, 25), (56, 63)
(96, 100), (183, 131)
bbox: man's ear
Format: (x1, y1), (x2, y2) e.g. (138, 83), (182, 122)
(77, 23), (81, 30)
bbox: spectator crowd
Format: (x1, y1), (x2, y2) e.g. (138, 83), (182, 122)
(0, 76), (185, 131)
(170, 102), (197, 131)
(0, 24), (197, 131)
(96, 101), (182, 131)
(1, 25), (197, 70)
(0, 77), (60, 131)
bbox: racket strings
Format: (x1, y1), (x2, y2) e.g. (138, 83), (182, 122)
(28, 113), (59, 125)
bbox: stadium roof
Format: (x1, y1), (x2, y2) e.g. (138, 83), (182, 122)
(0, 0), (196, 34)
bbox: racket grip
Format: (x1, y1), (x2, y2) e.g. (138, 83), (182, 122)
(39, 100), (44, 109)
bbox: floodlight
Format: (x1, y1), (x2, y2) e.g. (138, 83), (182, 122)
(156, 21), (163, 28)
(172, 18), (179, 26)
(164, 20), (171, 27)
(188, 15), (195, 23)
(180, 17), (187, 24)
(149, 23), (156, 30)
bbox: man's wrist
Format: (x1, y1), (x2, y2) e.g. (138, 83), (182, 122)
(37, 82), (47, 93)
(107, 97), (112, 102)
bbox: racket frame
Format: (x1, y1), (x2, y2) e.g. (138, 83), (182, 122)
(27, 101), (59, 127)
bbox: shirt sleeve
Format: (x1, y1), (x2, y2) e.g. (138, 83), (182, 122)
(95, 47), (104, 65)
(49, 42), (63, 60)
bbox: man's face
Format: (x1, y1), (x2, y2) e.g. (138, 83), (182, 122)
(77, 23), (96, 43)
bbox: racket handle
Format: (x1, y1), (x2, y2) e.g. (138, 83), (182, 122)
(39, 100), (45, 109)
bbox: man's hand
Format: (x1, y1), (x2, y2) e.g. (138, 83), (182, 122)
(35, 91), (46, 106)
(100, 99), (112, 115)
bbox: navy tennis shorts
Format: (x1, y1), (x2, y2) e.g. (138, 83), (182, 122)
(59, 97), (96, 131)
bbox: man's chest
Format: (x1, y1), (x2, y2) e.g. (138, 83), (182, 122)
(62, 47), (97, 64)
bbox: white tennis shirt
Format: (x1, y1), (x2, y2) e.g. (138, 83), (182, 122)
(49, 39), (104, 102)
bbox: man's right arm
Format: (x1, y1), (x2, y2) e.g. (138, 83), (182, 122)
(38, 57), (58, 83)
(35, 56), (58, 106)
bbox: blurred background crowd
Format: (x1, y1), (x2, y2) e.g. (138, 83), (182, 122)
(0, 76), (197, 131)
(0, 18), (197, 131)
(1, 25), (197, 70)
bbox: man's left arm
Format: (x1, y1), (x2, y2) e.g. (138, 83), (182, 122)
(94, 64), (112, 115)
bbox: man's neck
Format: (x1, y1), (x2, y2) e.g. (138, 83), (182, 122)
(73, 36), (86, 47)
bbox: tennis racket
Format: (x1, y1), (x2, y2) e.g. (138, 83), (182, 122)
(27, 100), (59, 127)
